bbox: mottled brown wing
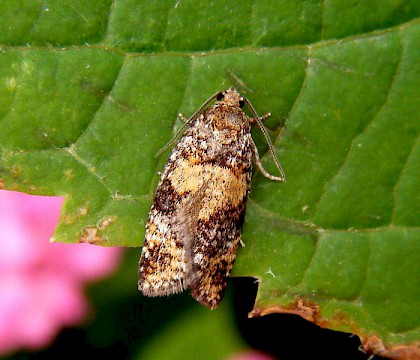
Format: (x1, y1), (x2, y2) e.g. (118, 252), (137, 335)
(138, 204), (190, 296)
(185, 165), (250, 309)
(138, 161), (193, 297)
(189, 204), (246, 309)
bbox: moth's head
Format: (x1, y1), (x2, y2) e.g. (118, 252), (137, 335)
(215, 87), (245, 109)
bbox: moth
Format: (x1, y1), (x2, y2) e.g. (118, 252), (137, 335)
(138, 87), (285, 309)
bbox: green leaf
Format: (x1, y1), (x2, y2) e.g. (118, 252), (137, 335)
(1, 1), (419, 355)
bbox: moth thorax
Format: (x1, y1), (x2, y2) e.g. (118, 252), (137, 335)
(213, 108), (244, 132)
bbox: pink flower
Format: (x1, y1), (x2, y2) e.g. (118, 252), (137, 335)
(228, 351), (276, 360)
(0, 190), (123, 355)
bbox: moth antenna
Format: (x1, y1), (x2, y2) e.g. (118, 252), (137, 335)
(155, 119), (190, 158)
(186, 90), (222, 123)
(244, 98), (286, 182)
(155, 90), (222, 158)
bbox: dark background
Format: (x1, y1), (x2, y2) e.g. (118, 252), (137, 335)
(4, 250), (386, 360)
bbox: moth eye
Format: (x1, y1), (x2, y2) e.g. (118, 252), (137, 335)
(239, 99), (245, 108)
(216, 92), (225, 101)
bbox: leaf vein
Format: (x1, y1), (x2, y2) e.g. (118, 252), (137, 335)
(26, 4), (44, 39)
(391, 133), (419, 224)
(390, 29), (417, 224)
(66, 144), (112, 194)
(321, 0), (327, 39)
(69, 56), (127, 149)
(355, 234), (371, 302)
(310, 35), (404, 221)
(264, 45), (312, 163)
(102, 0), (116, 42)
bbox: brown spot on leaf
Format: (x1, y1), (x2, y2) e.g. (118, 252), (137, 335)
(62, 213), (76, 225)
(249, 297), (321, 323)
(318, 309), (363, 337)
(64, 169), (74, 181)
(78, 202), (90, 217)
(79, 227), (104, 244)
(11, 165), (20, 178)
(0, 179), (4, 189)
(361, 335), (420, 360)
(62, 202), (91, 224)
(78, 216), (117, 245)
(10, 183), (20, 191)
(98, 216), (117, 230)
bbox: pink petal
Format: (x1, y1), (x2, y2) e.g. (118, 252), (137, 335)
(0, 190), (124, 354)
(50, 242), (123, 281)
(0, 191), (63, 269)
(228, 351), (276, 360)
